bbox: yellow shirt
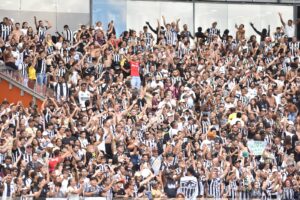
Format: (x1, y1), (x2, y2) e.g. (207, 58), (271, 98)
(120, 58), (126, 67)
(28, 65), (36, 80)
(228, 112), (237, 123)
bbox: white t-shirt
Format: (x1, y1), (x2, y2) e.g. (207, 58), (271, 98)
(285, 25), (295, 38)
(67, 186), (80, 200)
(21, 28), (27, 35)
(274, 79), (284, 88)
(78, 90), (91, 110)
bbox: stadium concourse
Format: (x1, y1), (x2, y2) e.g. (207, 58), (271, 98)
(0, 11), (300, 200)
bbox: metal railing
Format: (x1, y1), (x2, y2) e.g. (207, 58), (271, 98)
(0, 65), (46, 100)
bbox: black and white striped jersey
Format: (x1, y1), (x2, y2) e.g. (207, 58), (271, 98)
(37, 25), (48, 41)
(207, 178), (222, 198)
(63, 56), (71, 64)
(18, 63), (28, 77)
(282, 187), (295, 200)
(288, 41), (300, 56)
(57, 67), (67, 77)
(165, 28), (178, 46)
(47, 45), (54, 55)
(36, 58), (47, 74)
(23, 153), (32, 163)
(142, 32), (153, 46)
(226, 180), (238, 199)
(0, 23), (11, 41)
(274, 32), (285, 41)
(206, 27), (220, 43)
(63, 29), (73, 43)
(201, 119), (211, 134)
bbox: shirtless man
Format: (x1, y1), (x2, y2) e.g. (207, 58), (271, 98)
(11, 22), (23, 42)
(235, 24), (245, 42)
(266, 88), (277, 109)
(3, 44), (17, 69)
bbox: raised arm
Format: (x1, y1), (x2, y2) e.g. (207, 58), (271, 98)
(34, 16), (38, 30)
(162, 16), (167, 28)
(278, 12), (286, 27)
(249, 22), (261, 35)
(176, 19), (180, 33)
(146, 22), (158, 35)
(45, 20), (52, 29)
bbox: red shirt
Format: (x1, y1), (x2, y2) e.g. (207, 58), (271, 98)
(48, 156), (63, 172)
(130, 61), (140, 77)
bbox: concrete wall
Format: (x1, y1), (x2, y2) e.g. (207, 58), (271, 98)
(125, 1), (294, 38)
(0, 0), (90, 34)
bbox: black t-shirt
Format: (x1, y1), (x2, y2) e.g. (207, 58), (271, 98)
(62, 136), (76, 145)
(294, 152), (300, 163)
(33, 185), (49, 200)
(257, 100), (270, 111)
(113, 188), (125, 197)
(77, 42), (86, 54)
(164, 178), (177, 198)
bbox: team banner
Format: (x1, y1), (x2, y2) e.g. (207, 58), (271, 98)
(247, 140), (267, 156)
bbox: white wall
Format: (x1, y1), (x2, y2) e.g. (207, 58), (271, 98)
(0, 0), (90, 33)
(127, 1), (193, 34)
(195, 3), (294, 39)
(126, 1), (294, 40)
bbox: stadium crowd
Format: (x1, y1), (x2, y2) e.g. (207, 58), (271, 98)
(0, 12), (300, 200)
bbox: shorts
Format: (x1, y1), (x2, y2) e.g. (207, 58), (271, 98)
(37, 73), (47, 85)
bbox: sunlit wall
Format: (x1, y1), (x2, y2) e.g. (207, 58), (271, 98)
(109, 0), (294, 39)
(0, 0), (90, 34)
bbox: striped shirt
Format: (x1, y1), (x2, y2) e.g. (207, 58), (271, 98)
(60, 47), (70, 57)
(37, 26), (48, 41)
(142, 138), (156, 149)
(178, 45), (190, 59)
(47, 45), (54, 55)
(0, 23), (11, 41)
(63, 56), (71, 64)
(288, 41), (300, 56)
(63, 29), (73, 43)
(201, 119), (211, 134)
(227, 180), (238, 199)
(12, 148), (23, 163)
(178, 176), (198, 199)
(40, 62), (46, 73)
(282, 188), (294, 200)
(208, 178), (222, 198)
(19, 63), (28, 77)
(142, 32), (153, 46)
(274, 32), (285, 41)
(235, 94), (249, 107)
(207, 27), (220, 43)
(171, 76), (182, 85)
(0, 153), (6, 164)
(23, 153), (32, 163)
(197, 176), (205, 196)
(187, 124), (198, 135)
(113, 53), (121, 64)
(57, 67), (67, 77)
(165, 28), (177, 46)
